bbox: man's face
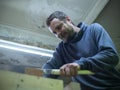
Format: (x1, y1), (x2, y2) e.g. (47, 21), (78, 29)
(49, 18), (75, 42)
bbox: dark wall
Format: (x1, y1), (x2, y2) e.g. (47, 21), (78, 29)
(95, 0), (120, 55)
(95, 0), (120, 68)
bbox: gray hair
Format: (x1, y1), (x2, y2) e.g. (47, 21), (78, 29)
(46, 11), (67, 26)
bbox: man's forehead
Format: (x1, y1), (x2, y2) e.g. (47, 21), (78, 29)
(50, 18), (61, 25)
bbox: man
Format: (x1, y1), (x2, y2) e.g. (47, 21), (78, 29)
(42, 11), (120, 90)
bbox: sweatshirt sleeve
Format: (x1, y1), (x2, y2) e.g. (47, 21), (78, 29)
(75, 23), (119, 72)
(42, 47), (63, 78)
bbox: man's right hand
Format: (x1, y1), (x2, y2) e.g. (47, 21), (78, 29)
(60, 63), (80, 77)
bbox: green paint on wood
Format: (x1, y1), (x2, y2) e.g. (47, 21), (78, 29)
(0, 70), (63, 90)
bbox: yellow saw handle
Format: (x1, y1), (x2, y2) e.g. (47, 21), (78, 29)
(51, 69), (94, 75)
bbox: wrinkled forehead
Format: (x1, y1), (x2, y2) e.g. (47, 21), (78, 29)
(49, 18), (62, 30)
(50, 18), (61, 26)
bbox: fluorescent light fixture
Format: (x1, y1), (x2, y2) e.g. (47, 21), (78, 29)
(0, 40), (53, 57)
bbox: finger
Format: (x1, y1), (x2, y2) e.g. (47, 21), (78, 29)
(73, 66), (78, 75)
(69, 64), (79, 76)
(70, 66), (75, 76)
(65, 66), (71, 77)
(65, 64), (75, 76)
(60, 65), (67, 76)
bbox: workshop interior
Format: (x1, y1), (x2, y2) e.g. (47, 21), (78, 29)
(0, 0), (120, 90)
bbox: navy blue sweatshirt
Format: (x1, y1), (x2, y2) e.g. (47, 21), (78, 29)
(42, 22), (120, 90)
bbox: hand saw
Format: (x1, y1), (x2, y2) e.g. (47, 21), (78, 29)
(35, 68), (94, 75)
(0, 64), (94, 76)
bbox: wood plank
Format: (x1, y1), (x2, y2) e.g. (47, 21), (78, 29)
(0, 70), (63, 90)
(64, 82), (80, 90)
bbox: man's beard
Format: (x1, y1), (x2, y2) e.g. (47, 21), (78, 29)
(63, 30), (76, 43)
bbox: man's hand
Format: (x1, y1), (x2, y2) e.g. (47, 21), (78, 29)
(60, 63), (80, 77)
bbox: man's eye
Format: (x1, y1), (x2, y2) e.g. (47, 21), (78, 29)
(56, 24), (62, 30)
(53, 31), (56, 34)
(57, 26), (61, 30)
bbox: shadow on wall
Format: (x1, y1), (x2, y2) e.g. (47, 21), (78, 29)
(0, 24), (56, 50)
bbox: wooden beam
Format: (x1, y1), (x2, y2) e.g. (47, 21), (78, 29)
(0, 70), (63, 90)
(64, 82), (80, 90)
